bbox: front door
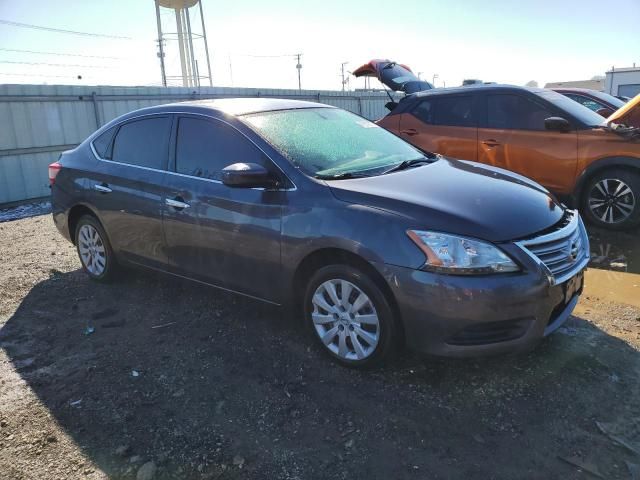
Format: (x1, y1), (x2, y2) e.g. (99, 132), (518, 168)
(477, 93), (578, 194)
(162, 115), (284, 303)
(87, 115), (173, 269)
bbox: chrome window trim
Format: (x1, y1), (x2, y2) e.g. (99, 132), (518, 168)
(89, 111), (297, 192)
(515, 209), (590, 286)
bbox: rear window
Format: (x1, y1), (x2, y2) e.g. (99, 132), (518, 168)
(412, 96), (475, 127)
(111, 117), (172, 170)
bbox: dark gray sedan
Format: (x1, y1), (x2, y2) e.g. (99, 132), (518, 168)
(50, 98), (589, 367)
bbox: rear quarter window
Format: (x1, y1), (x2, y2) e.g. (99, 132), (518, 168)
(92, 126), (117, 159)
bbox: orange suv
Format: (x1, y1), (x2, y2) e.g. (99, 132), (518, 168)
(355, 61), (640, 229)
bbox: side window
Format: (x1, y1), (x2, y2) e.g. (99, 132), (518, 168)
(487, 94), (553, 131)
(175, 117), (265, 181)
(111, 117), (172, 170)
(568, 94), (604, 112)
(412, 96), (475, 127)
(92, 126), (116, 159)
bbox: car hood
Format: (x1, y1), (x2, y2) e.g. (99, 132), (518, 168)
(606, 93), (640, 128)
(328, 158), (565, 243)
(352, 59), (433, 94)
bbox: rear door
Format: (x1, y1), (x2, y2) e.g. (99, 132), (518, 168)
(162, 115), (284, 303)
(398, 94), (478, 160)
(476, 93), (578, 193)
(88, 115), (172, 269)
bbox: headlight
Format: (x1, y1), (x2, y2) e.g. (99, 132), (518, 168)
(407, 230), (519, 274)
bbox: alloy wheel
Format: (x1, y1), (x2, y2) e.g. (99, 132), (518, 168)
(311, 279), (380, 361)
(588, 178), (636, 224)
(78, 224), (107, 276)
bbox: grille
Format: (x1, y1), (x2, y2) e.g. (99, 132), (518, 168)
(517, 210), (590, 285)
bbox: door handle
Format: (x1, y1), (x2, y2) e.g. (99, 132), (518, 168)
(400, 128), (418, 136)
(165, 197), (190, 210)
(482, 139), (500, 147)
(93, 183), (112, 193)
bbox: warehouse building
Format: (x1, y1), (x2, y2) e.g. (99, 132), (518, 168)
(605, 66), (640, 98)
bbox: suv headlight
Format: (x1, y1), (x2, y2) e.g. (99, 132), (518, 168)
(407, 230), (519, 274)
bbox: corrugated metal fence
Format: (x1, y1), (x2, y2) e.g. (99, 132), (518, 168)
(0, 84), (397, 205)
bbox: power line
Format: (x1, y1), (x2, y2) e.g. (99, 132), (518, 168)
(0, 19), (131, 39)
(0, 60), (109, 69)
(0, 72), (98, 79)
(236, 53), (299, 58)
(0, 47), (122, 59)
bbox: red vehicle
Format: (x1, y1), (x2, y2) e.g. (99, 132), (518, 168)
(553, 87), (627, 119)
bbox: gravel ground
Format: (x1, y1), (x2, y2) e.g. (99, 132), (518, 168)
(1, 215), (640, 480)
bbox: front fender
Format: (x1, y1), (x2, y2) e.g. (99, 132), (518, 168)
(573, 156), (640, 204)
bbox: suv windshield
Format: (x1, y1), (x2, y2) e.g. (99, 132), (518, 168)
(242, 108), (426, 178)
(536, 90), (606, 127)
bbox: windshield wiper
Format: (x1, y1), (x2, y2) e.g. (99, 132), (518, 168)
(315, 172), (371, 180)
(379, 157), (434, 175)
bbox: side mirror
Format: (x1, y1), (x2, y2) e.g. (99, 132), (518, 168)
(385, 101), (398, 111)
(544, 116), (571, 133)
(221, 163), (277, 188)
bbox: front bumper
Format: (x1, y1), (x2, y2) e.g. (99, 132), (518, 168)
(376, 261), (583, 357)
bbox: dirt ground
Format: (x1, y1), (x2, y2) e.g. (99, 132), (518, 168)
(1, 214), (640, 480)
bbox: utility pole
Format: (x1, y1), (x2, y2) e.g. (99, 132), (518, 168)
(340, 62), (348, 91)
(296, 53), (302, 90)
(432, 73), (439, 86)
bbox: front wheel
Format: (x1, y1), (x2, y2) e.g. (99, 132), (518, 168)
(582, 169), (640, 230)
(303, 264), (397, 368)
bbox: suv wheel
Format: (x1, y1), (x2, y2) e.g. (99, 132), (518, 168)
(75, 215), (117, 282)
(582, 169), (640, 230)
(303, 264), (397, 368)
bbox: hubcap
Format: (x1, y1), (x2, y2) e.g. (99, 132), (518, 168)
(78, 224), (107, 276)
(588, 178), (635, 224)
(311, 279), (379, 361)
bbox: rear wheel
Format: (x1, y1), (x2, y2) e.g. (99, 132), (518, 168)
(303, 264), (397, 368)
(582, 169), (640, 230)
(75, 215), (117, 282)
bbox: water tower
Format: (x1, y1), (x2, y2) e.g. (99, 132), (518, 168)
(154, 0), (212, 87)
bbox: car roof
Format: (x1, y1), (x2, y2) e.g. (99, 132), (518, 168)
(112, 97), (332, 122)
(550, 87), (599, 94)
(408, 84), (543, 99)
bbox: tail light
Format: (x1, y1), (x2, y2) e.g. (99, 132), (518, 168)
(48, 162), (62, 185)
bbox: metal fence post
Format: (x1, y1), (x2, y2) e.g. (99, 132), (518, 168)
(91, 92), (101, 129)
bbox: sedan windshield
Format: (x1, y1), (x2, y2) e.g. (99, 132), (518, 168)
(242, 108), (426, 178)
(536, 90), (606, 127)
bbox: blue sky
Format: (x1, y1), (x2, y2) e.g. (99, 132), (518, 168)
(0, 0), (639, 90)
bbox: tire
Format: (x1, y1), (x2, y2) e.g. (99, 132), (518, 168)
(303, 264), (397, 368)
(74, 214), (117, 282)
(581, 169), (640, 230)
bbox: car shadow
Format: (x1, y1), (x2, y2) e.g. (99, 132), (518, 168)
(1, 267), (639, 479)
